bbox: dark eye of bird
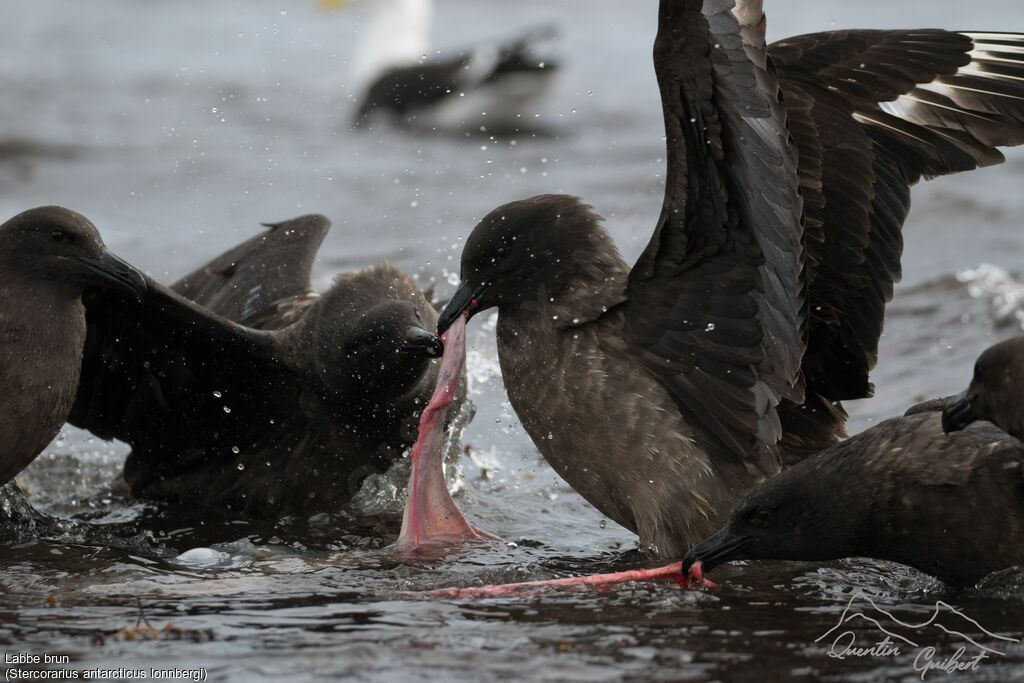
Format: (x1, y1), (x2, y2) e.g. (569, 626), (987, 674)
(749, 506), (773, 528)
(50, 229), (68, 244)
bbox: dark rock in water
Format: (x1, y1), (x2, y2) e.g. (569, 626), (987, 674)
(0, 483), (62, 541)
(0, 206), (145, 487)
(0, 482), (171, 558)
(437, 1), (1024, 556)
(70, 215), (455, 518)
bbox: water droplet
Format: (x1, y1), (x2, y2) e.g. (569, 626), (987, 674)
(599, 520), (607, 529)
(237, 463), (245, 471)
(223, 406), (232, 413)
(705, 322), (716, 332)
(231, 446), (240, 454)
(213, 390), (222, 398)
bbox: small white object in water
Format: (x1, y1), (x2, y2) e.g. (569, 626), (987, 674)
(174, 547), (230, 566)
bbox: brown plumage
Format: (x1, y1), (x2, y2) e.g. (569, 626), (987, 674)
(771, 28), (1024, 458)
(682, 389), (1024, 587)
(69, 215), (446, 517)
(353, 26), (559, 132)
(0, 206), (144, 486)
(437, 1), (1024, 556)
(943, 336), (1024, 441)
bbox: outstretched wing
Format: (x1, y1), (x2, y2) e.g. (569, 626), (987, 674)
(172, 214), (329, 327)
(69, 275), (300, 479)
(769, 30), (1024, 455)
(624, 0), (806, 468)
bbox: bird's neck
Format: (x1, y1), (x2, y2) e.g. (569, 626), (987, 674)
(0, 273), (83, 335)
(350, 0), (432, 95)
(0, 283), (86, 457)
(522, 245), (632, 327)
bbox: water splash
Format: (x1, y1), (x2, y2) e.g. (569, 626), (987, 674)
(957, 263), (1024, 329)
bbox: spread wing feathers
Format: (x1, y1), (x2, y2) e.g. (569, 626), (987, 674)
(767, 30), (1024, 455)
(770, 30), (1024, 176)
(69, 276), (297, 473)
(625, 0), (805, 466)
(172, 214), (329, 328)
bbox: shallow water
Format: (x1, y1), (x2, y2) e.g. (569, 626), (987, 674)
(3, 0), (1024, 680)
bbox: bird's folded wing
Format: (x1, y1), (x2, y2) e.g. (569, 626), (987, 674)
(624, 0), (805, 466)
(69, 275), (296, 473)
(172, 214), (330, 327)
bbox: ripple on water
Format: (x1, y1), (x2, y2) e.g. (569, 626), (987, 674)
(4, 0), (1024, 679)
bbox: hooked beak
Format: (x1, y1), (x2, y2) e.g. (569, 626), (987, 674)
(76, 250), (147, 301)
(941, 389), (978, 435)
(400, 325), (444, 357)
(681, 528), (749, 576)
(437, 281), (488, 335)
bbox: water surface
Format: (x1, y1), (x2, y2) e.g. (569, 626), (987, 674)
(3, 1), (1024, 680)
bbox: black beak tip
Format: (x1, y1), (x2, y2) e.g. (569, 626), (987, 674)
(437, 280), (486, 335)
(681, 548), (699, 575)
(680, 528), (746, 576)
(941, 390), (974, 435)
(125, 268), (147, 301)
(401, 326), (444, 357)
(425, 335), (444, 357)
(436, 303), (464, 336)
(85, 251), (147, 300)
